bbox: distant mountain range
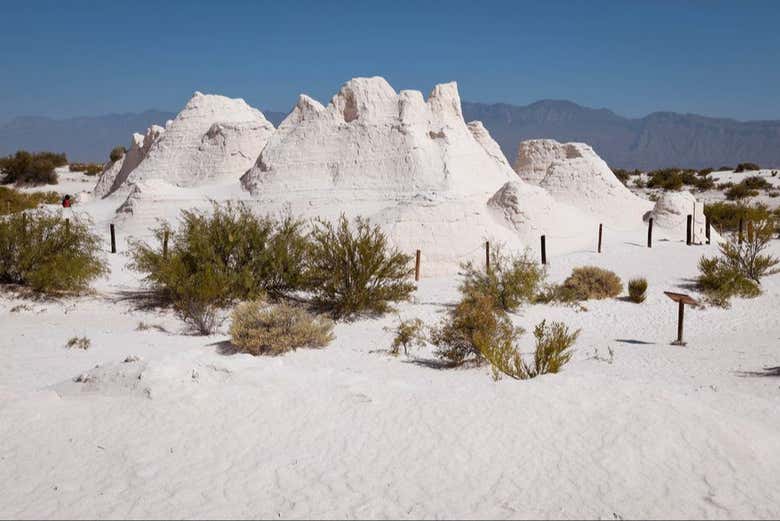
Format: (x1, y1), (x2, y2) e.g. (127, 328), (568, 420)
(461, 100), (780, 170)
(2, 101), (778, 169)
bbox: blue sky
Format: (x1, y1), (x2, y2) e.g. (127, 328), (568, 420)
(1, 0), (778, 122)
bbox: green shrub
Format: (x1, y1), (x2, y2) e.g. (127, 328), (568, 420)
(0, 150), (66, 185)
(130, 203), (310, 333)
(229, 300), (334, 355)
(725, 183), (759, 201)
(704, 202), (773, 233)
(459, 247), (546, 312)
(109, 146), (126, 163)
(0, 186), (60, 215)
(734, 162), (760, 173)
(697, 220), (779, 306)
(633, 177), (646, 189)
(741, 176), (771, 190)
(698, 168), (714, 177)
(559, 266), (623, 301)
(646, 168), (683, 191)
(718, 166), (733, 172)
(691, 175), (715, 191)
(307, 215), (414, 318)
(627, 277), (648, 303)
(387, 317), (426, 355)
(0, 211), (107, 293)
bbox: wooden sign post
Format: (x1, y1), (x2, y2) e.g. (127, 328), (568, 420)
(647, 217), (653, 248)
(597, 223), (603, 253)
(414, 249), (421, 281)
(663, 291), (699, 346)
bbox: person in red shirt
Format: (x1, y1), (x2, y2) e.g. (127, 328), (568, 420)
(62, 195), (72, 208)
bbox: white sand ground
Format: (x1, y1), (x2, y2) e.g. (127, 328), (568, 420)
(1, 196), (779, 519)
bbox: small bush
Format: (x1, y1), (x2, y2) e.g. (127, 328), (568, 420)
(627, 278), (648, 303)
(66, 336), (91, 350)
(387, 317), (426, 355)
(0, 211), (107, 293)
(734, 162), (760, 173)
(430, 292), (509, 366)
(0, 150), (66, 185)
(697, 220), (779, 306)
(691, 175), (715, 191)
(0, 186), (60, 215)
(559, 266), (623, 301)
(704, 202), (773, 233)
(633, 177), (646, 189)
(109, 146), (126, 163)
(69, 163), (103, 176)
(741, 176), (772, 190)
(725, 183), (759, 201)
(229, 300), (334, 356)
(460, 247), (546, 312)
(698, 168), (714, 177)
(307, 215), (414, 317)
(646, 169), (683, 191)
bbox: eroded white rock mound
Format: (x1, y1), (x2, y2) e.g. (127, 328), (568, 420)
(126, 92), (274, 188)
(644, 191), (708, 243)
(513, 139), (652, 224)
(241, 77), (514, 198)
(94, 125), (165, 198)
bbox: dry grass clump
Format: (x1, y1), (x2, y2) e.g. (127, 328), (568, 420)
(66, 336), (90, 350)
(559, 266), (623, 301)
(627, 278), (648, 303)
(0, 186), (60, 215)
(387, 317), (426, 355)
(229, 300), (334, 356)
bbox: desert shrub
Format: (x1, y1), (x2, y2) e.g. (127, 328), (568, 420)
(718, 166), (733, 172)
(0, 150), (66, 185)
(691, 175), (715, 191)
(0, 211), (107, 293)
(704, 202), (773, 232)
(459, 247), (546, 312)
(559, 266), (623, 301)
(307, 215), (414, 317)
(130, 203), (310, 333)
(69, 163), (102, 176)
(109, 146), (126, 162)
(697, 220), (779, 306)
(481, 319), (579, 381)
(387, 317), (426, 355)
(698, 168), (714, 177)
(430, 291), (518, 366)
(734, 162), (760, 173)
(725, 183), (759, 201)
(716, 181), (734, 190)
(633, 177), (646, 189)
(627, 277), (648, 303)
(0, 186), (60, 215)
(65, 336), (91, 350)
(646, 168), (683, 191)
(741, 176), (771, 190)
(229, 300), (334, 355)
(612, 169), (630, 185)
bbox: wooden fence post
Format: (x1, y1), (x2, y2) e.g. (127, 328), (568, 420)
(162, 230), (169, 259)
(705, 215), (711, 244)
(647, 218), (653, 248)
(597, 223), (603, 253)
(686, 215), (692, 245)
(110, 224), (116, 254)
(739, 218), (744, 244)
(414, 249), (421, 281)
(485, 241), (490, 272)
(541, 235), (547, 265)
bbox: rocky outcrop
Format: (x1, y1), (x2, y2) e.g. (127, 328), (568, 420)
(124, 92), (275, 188)
(643, 191), (708, 243)
(241, 77), (514, 198)
(513, 139), (652, 224)
(94, 124), (165, 198)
